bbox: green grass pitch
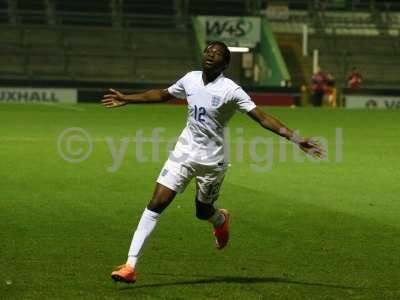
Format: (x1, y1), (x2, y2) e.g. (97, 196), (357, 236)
(1, 103), (400, 299)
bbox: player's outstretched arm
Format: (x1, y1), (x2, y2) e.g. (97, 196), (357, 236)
(102, 88), (174, 108)
(247, 106), (324, 158)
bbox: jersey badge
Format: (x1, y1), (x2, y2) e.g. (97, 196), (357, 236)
(211, 95), (221, 107)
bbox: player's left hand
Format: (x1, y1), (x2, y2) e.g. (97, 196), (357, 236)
(297, 138), (325, 159)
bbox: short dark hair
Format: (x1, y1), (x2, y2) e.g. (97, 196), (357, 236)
(204, 41), (231, 65)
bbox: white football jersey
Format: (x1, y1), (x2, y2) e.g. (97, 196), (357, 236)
(167, 71), (256, 165)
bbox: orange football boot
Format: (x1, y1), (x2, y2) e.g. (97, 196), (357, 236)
(213, 209), (230, 249)
(111, 264), (137, 283)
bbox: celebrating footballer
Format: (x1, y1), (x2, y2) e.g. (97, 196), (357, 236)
(102, 41), (323, 283)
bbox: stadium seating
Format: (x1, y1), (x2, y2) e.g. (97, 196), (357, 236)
(55, 0), (110, 13)
(1, 53), (25, 76)
(28, 53), (67, 79)
(0, 0), (399, 89)
(0, 0), (8, 23)
(68, 55), (132, 81)
(309, 34), (399, 88)
(16, 0), (46, 24)
(55, 0), (111, 26)
(122, 0), (175, 15)
(0, 24), (195, 83)
(188, 0), (248, 16)
(61, 28), (126, 54)
(0, 26), (22, 49)
(274, 31), (399, 89)
(22, 27), (61, 48)
(136, 57), (195, 82)
(268, 3), (400, 89)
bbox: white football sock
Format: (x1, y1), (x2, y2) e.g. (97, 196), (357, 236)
(208, 209), (225, 228)
(126, 208), (160, 268)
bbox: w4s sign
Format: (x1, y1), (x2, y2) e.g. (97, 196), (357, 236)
(197, 16), (260, 47)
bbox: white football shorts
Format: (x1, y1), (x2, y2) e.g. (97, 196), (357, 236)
(156, 158), (227, 204)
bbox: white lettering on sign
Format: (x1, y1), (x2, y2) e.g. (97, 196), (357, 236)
(0, 88), (77, 104)
(345, 95), (400, 109)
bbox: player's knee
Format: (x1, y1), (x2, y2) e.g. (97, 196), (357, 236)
(147, 184), (176, 213)
(147, 197), (169, 214)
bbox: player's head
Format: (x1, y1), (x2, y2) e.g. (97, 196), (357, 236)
(202, 41), (231, 73)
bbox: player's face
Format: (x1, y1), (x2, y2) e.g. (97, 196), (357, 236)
(202, 44), (227, 73)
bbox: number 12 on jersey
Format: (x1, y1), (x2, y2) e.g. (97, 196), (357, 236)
(192, 105), (206, 122)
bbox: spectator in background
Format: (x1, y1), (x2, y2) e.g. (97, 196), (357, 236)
(311, 67), (326, 106)
(324, 73), (336, 107)
(347, 67), (363, 89)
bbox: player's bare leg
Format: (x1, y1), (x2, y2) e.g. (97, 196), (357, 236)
(111, 183), (176, 283)
(147, 183), (177, 213)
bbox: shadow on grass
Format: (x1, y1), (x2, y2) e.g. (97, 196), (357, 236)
(117, 275), (363, 291)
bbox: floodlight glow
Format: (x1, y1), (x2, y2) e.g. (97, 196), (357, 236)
(227, 46), (250, 53)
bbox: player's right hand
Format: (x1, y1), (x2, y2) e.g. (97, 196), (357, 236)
(102, 88), (127, 108)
